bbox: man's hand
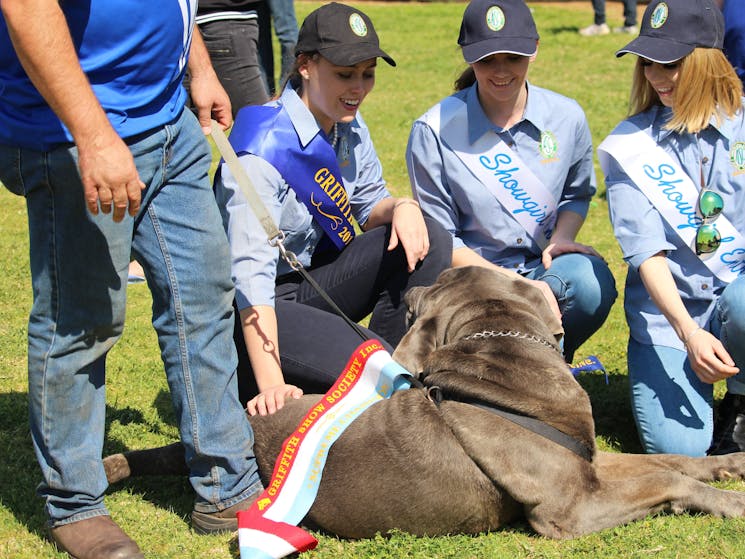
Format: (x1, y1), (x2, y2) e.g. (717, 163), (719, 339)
(77, 129), (145, 222)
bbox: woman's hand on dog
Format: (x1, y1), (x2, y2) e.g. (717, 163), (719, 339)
(247, 384), (303, 416)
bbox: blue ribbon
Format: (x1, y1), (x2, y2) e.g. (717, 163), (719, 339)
(570, 355), (608, 384)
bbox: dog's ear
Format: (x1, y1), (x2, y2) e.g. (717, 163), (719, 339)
(404, 285), (429, 329)
(393, 315), (438, 376)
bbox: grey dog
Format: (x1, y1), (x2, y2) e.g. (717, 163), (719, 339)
(104, 266), (745, 539)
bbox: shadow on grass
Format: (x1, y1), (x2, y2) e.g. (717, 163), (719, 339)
(103, 388), (193, 520)
(577, 371), (644, 453)
(0, 390), (193, 537)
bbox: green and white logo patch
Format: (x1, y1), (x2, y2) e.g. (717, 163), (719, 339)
(486, 6), (505, 32)
(539, 131), (558, 160)
(650, 3), (668, 29)
(349, 13), (368, 37)
(730, 141), (745, 174)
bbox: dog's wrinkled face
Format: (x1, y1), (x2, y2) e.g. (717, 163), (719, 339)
(395, 266), (563, 374)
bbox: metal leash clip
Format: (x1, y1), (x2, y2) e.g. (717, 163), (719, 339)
(269, 231), (302, 272)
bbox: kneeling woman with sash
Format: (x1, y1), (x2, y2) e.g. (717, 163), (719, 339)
(601, 0), (745, 456)
(214, 3), (451, 416)
(406, 0), (617, 362)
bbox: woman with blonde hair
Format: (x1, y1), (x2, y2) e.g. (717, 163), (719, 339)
(600, 0), (745, 456)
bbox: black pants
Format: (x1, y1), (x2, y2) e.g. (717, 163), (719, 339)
(235, 218), (452, 404)
(185, 18), (269, 118)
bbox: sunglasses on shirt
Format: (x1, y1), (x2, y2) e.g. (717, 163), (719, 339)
(695, 189), (724, 255)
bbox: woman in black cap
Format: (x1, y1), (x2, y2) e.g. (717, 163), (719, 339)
(214, 2), (451, 416)
(406, 0), (616, 363)
(600, 0), (745, 456)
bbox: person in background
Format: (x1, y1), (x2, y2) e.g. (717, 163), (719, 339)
(188, 0), (271, 116)
(258, 0), (300, 94)
(579, 0), (638, 36)
(214, 2), (451, 416)
(0, 1), (263, 557)
(716, 0), (745, 88)
(601, 0), (745, 456)
(407, 0), (617, 363)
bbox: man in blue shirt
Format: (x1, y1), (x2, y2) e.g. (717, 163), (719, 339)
(0, 1), (262, 557)
(719, 0), (745, 87)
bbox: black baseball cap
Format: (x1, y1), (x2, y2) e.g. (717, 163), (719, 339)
(458, 0), (539, 64)
(616, 0), (724, 63)
(295, 2), (396, 67)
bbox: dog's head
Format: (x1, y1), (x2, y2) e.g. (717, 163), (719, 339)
(394, 266), (563, 373)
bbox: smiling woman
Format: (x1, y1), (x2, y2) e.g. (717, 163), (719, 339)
(405, 0), (617, 364)
(211, 2), (452, 418)
(600, 0), (745, 457)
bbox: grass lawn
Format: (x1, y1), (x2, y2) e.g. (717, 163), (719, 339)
(1, 2), (744, 558)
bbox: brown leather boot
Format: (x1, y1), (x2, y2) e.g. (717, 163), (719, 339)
(49, 515), (144, 559)
(191, 493), (260, 535)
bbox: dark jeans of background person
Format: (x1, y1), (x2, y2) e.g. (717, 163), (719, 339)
(234, 218), (452, 403)
(268, 0), (299, 88)
(185, 18), (269, 117)
(592, 0), (637, 27)
(255, 0), (299, 95)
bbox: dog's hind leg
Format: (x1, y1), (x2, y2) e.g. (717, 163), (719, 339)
(530, 467), (745, 539)
(594, 450), (745, 482)
(441, 404), (745, 538)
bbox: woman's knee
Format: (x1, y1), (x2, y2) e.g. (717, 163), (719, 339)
(548, 253), (617, 313)
(628, 340), (713, 456)
(423, 216), (453, 267)
(639, 425), (710, 456)
(718, 277), (745, 328)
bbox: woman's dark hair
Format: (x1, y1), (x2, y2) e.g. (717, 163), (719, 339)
(454, 66), (476, 92)
(280, 52), (317, 97)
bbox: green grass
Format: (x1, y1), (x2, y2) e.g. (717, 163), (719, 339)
(1, 2), (744, 557)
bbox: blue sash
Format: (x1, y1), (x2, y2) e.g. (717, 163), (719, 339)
(229, 105), (356, 250)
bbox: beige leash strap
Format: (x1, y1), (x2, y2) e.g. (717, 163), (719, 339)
(210, 120), (284, 246)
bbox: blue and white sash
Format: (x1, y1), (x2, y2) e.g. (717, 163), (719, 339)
(230, 105), (356, 250)
(422, 95), (557, 248)
(238, 340), (414, 559)
(598, 121), (745, 283)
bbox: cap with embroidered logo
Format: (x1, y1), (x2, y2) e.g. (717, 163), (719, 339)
(616, 0), (724, 63)
(458, 0), (539, 64)
(295, 2), (395, 67)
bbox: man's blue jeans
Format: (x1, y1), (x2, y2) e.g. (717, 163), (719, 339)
(0, 109), (261, 526)
(628, 275), (745, 456)
(525, 253), (617, 362)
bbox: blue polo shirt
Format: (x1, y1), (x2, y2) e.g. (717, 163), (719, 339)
(0, 0), (196, 150)
(406, 82), (595, 274)
(605, 103), (745, 349)
(214, 86), (391, 311)
(723, 0), (745, 86)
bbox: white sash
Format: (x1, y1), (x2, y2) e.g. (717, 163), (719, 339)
(598, 121), (745, 283)
(423, 95), (557, 248)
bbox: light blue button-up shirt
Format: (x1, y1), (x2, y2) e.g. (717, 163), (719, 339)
(605, 103), (745, 349)
(406, 82), (595, 273)
(214, 86), (391, 310)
